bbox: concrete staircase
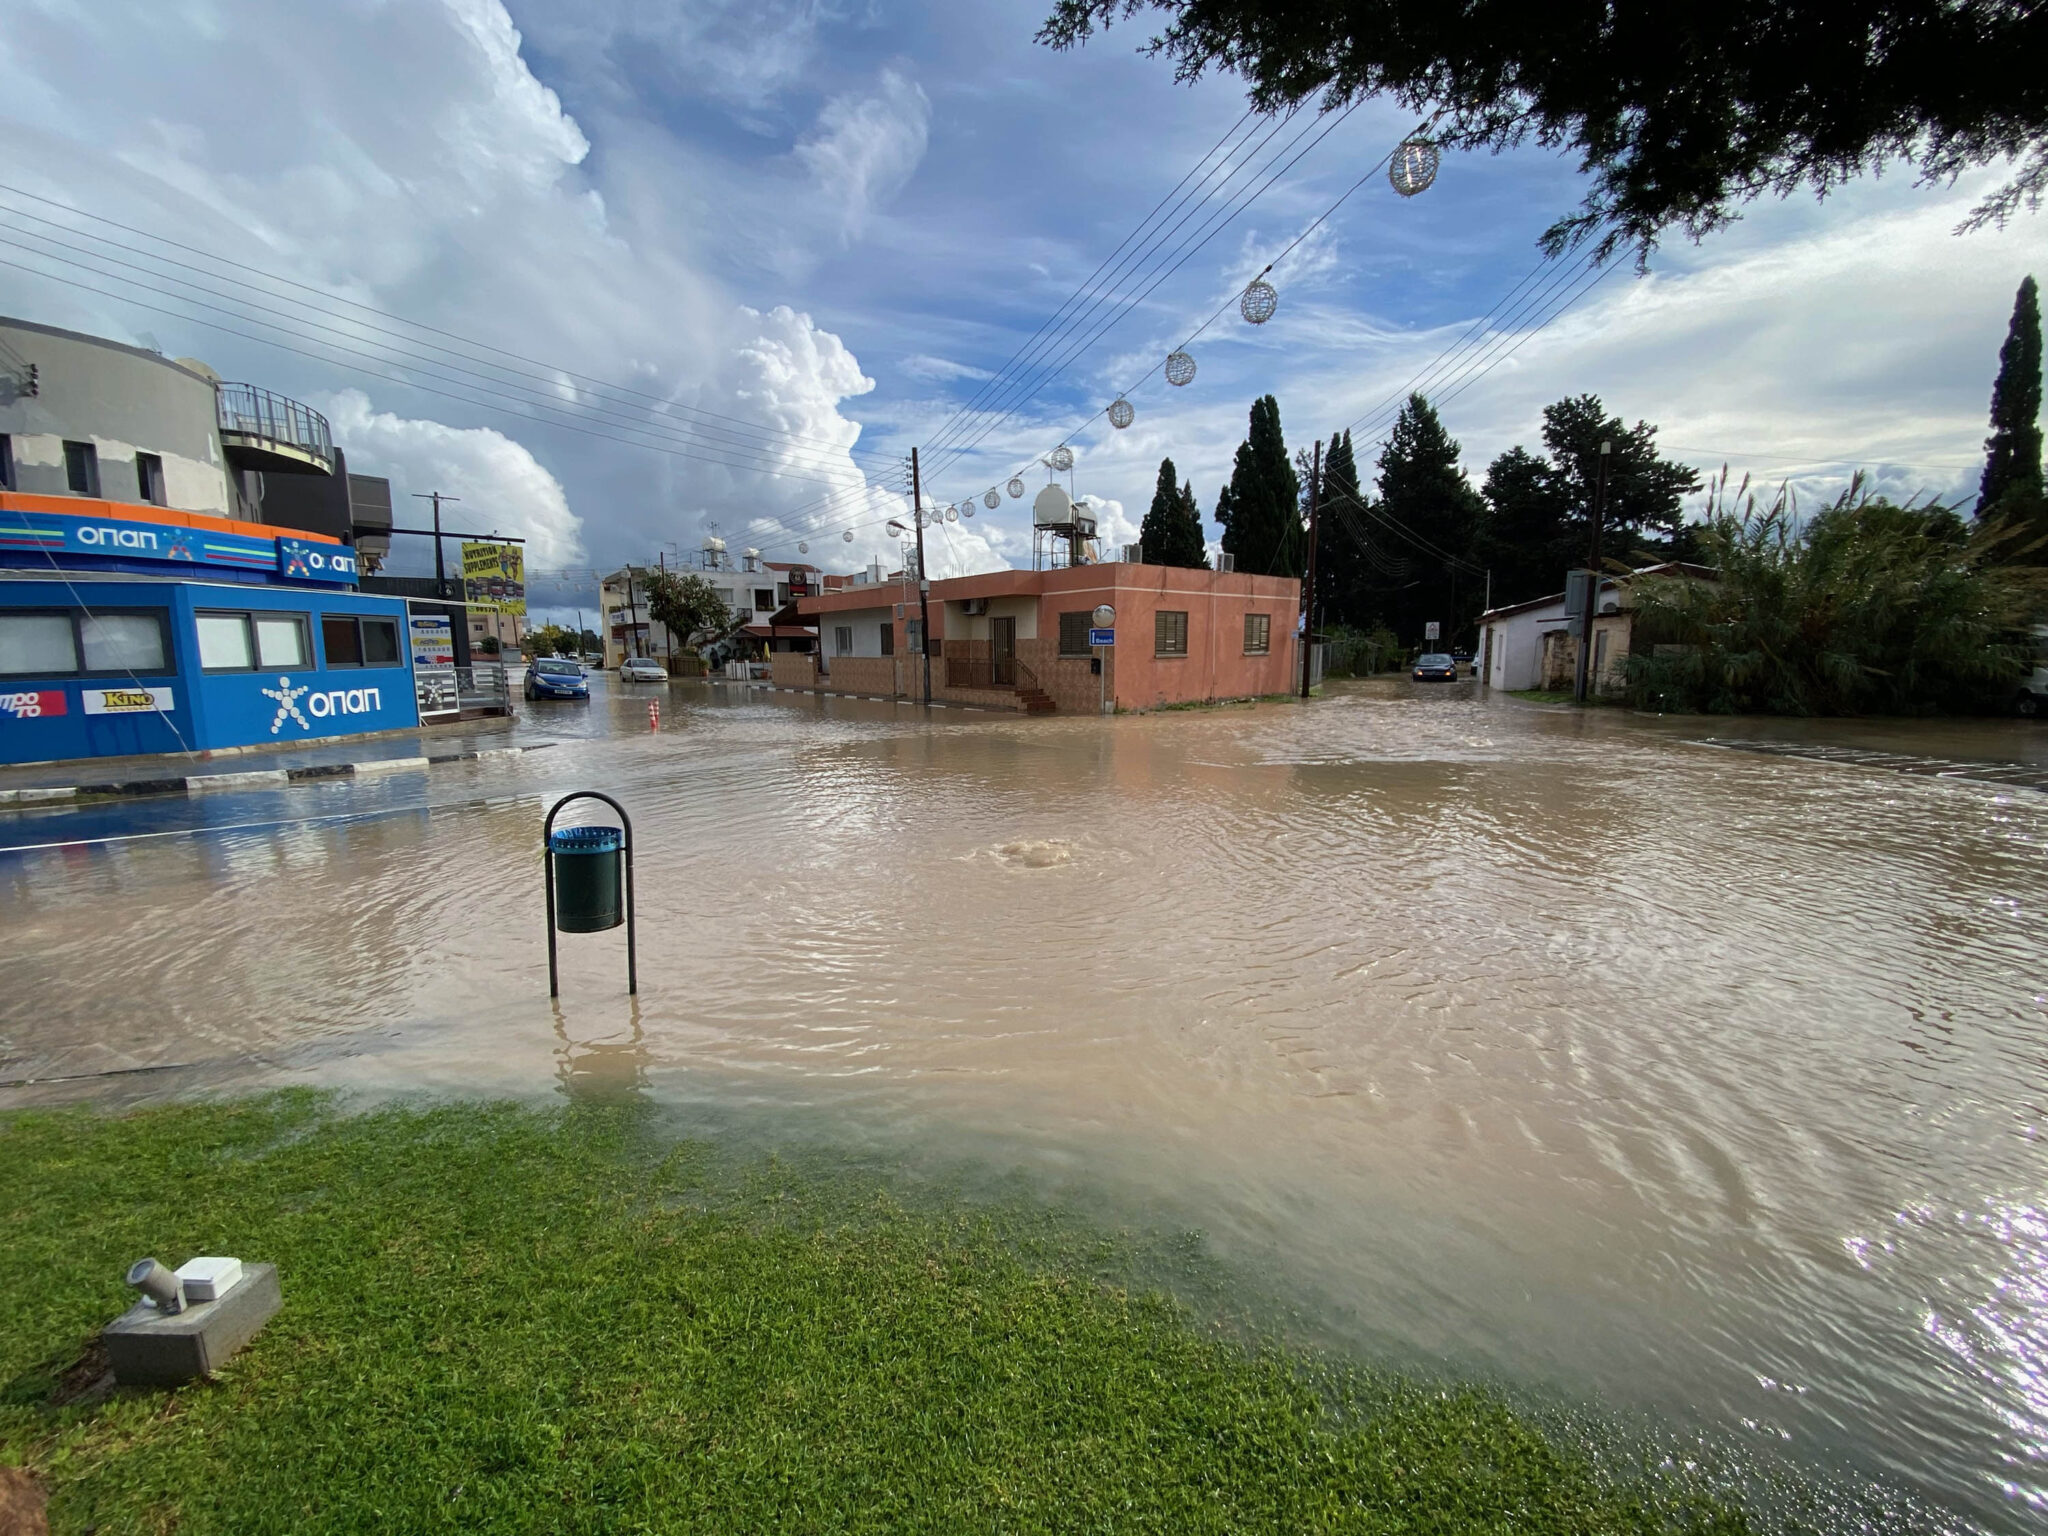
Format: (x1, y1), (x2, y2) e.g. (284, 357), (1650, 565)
(1017, 684), (1056, 715)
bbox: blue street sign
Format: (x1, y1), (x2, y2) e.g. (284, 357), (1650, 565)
(1089, 627), (1114, 647)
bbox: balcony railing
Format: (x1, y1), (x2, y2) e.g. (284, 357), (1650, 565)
(217, 382), (335, 472)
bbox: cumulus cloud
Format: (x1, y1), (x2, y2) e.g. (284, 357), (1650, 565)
(795, 67), (930, 241)
(322, 389), (586, 567)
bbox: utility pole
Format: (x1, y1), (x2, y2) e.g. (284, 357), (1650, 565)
(1300, 439), (1322, 699)
(626, 570), (639, 661)
(911, 447), (933, 706)
(411, 491), (459, 600)
(1573, 440), (1613, 703)
(656, 548), (671, 671)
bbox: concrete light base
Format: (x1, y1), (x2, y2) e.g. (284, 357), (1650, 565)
(102, 1262), (281, 1386)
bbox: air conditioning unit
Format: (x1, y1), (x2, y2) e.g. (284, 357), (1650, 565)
(1122, 543), (1144, 563)
(1218, 552), (1236, 573)
(961, 597), (989, 616)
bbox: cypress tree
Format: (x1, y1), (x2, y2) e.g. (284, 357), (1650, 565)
(1314, 429), (1371, 626)
(1216, 394), (1301, 576)
(1981, 275), (2043, 521)
(1376, 394), (1485, 645)
(1139, 457), (1209, 567)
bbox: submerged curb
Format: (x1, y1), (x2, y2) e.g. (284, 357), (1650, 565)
(0, 742), (559, 807)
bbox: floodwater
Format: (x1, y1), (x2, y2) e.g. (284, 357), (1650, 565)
(5, 678), (2047, 1531)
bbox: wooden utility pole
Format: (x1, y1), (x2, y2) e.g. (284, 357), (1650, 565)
(1573, 440), (1613, 703)
(412, 491), (459, 599)
(1300, 438), (1321, 699)
(911, 447), (933, 706)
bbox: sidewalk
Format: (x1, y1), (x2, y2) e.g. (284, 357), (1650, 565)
(0, 719), (562, 803)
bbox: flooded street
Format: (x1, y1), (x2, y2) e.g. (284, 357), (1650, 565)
(5, 680), (2046, 1531)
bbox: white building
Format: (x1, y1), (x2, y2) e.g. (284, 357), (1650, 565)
(1476, 562), (1714, 695)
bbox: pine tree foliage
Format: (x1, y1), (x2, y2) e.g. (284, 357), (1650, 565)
(1215, 395), (1301, 576)
(1372, 395), (1485, 643)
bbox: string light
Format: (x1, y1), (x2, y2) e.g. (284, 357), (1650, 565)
(1048, 445), (1074, 472)
(1007, 476), (1025, 498)
(1240, 278), (1278, 324)
(983, 488), (1001, 509)
(1389, 139), (1440, 197)
(1164, 350), (1196, 387)
(1107, 396), (1134, 429)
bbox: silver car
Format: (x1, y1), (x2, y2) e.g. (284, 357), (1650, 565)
(618, 658), (669, 683)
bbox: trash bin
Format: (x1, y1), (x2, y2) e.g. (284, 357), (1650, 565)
(549, 825), (623, 931)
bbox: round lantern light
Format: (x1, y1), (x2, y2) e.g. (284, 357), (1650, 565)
(885, 520), (905, 538)
(962, 500), (976, 517)
(1007, 476), (1026, 498)
(1164, 350), (1197, 387)
(1389, 138), (1441, 197)
(1240, 279), (1278, 325)
(983, 488), (1001, 510)
(798, 541), (808, 553)
(946, 506), (959, 523)
(1049, 445), (1075, 472)
(1107, 396), (1135, 430)
(842, 529), (854, 542)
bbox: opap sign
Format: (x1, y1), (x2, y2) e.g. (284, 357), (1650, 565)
(261, 675), (385, 735)
(277, 538), (359, 583)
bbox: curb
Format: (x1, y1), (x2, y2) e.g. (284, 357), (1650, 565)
(0, 742), (558, 807)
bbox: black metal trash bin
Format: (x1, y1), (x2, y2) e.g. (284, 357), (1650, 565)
(549, 826), (622, 931)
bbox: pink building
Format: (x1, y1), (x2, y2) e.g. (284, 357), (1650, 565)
(789, 563), (1301, 713)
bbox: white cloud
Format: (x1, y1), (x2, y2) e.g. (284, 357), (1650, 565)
(322, 388), (586, 567)
(795, 67), (930, 241)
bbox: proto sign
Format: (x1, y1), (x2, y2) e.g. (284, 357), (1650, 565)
(0, 689), (66, 719)
(82, 685), (174, 715)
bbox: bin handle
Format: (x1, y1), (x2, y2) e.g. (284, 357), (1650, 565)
(544, 791), (636, 998)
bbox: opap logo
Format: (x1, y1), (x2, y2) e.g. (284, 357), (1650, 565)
(75, 524), (159, 551)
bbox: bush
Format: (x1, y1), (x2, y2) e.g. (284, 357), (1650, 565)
(1626, 474), (2041, 715)
(1323, 623), (1403, 676)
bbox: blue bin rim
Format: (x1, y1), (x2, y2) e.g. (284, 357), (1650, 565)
(550, 825), (622, 854)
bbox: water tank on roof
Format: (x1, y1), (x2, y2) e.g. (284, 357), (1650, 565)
(1032, 484), (1072, 527)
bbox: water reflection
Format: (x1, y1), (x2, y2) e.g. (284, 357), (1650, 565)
(2, 680), (2045, 1529)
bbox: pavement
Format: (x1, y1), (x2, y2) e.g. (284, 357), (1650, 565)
(0, 718), (563, 803)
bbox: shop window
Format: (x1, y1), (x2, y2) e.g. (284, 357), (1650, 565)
(198, 613), (256, 671)
(323, 614), (400, 668)
(256, 614), (309, 669)
(63, 440), (100, 497)
(1, 609), (167, 677)
(136, 452), (166, 505)
(1155, 610), (1189, 657)
(1243, 613), (1270, 655)
(0, 612), (80, 675)
(1059, 611), (1092, 656)
(81, 613), (168, 673)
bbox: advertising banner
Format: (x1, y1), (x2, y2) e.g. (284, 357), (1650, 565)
(81, 685), (175, 715)
(408, 612), (455, 668)
(0, 689), (66, 719)
(0, 509), (355, 585)
(461, 542), (525, 615)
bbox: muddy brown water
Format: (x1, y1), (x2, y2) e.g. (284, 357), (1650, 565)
(4, 678), (2045, 1530)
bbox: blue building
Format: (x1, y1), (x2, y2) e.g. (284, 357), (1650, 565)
(0, 316), (424, 766)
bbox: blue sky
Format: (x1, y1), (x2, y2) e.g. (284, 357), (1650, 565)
(0, 0), (2037, 620)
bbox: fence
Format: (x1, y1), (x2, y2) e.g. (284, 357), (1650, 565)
(457, 663), (511, 712)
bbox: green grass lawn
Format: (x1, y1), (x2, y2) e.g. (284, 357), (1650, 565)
(0, 1094), (1750, 1533)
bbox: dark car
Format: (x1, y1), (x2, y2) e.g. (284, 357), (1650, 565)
(525, 657), (589, 701)
(1412, 653), (1458, 682)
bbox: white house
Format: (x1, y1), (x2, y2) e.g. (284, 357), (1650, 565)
(1477, 562), (1714, 695)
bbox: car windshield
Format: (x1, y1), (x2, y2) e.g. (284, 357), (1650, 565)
(533, 659), (581, 675)
(1418, 654), (1453, 667)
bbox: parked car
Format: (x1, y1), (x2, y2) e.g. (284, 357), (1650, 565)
(524, 656), (589, 702)
(618, 658), (669, 683)
(1412, 653), (1459, 682)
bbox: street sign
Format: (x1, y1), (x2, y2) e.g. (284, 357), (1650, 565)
(1425, 621), (1440, 641)
(1089, 627), (1114, 647)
